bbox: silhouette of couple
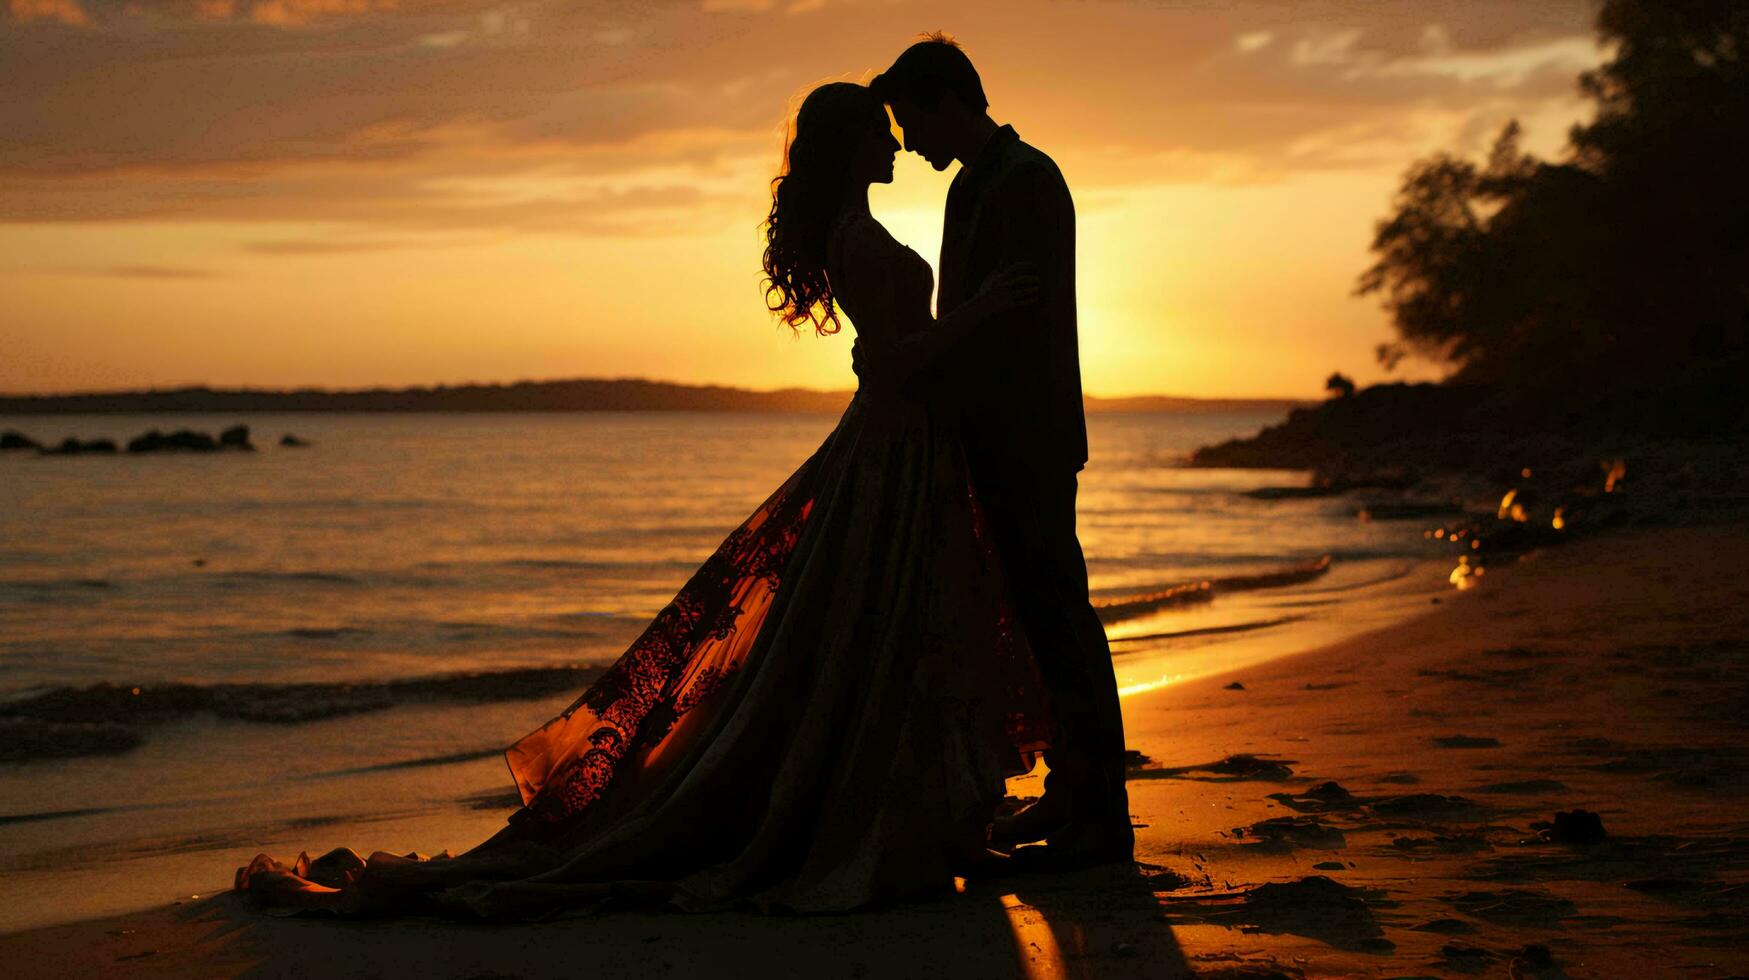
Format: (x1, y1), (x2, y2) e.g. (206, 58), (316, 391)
(235, 35), (1132, 918)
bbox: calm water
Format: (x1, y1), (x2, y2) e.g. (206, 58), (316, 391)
(0, 410), (1451, 930)
(0, 410), (1431, 693)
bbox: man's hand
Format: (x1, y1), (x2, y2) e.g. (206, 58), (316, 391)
(851, 338), (865, 378)
(976, 262), (1042, 316)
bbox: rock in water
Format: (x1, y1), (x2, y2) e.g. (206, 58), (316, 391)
(1534, 808), (1607, 844)
(219, 425), (256, 451)
(1, 430), (41, 451)
(127, 429), (219, 452)
(41, 437), (118, 455)
(125, 430), (162, 453)
(280, 433), (312, 447)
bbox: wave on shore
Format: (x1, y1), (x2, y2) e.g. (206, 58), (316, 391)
(1095, 556), (1333, 624)
(0, 556), (716, 603)
(0, 665), (603, 764)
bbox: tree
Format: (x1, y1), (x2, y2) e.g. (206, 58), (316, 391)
(1357, 0), (1748, 426)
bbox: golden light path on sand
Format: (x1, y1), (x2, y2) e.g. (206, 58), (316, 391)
(944, 874), (1071, 978)
(1003, 891), (1072, 980)
(986, 554), (1460, 976)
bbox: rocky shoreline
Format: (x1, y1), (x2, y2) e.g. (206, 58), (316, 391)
(0, 425), (313, 455)
(1187, 381), (1749, 592)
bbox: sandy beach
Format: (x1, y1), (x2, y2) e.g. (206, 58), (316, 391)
(5, 520), (1747, 979)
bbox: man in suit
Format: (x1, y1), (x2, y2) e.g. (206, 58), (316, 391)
(870, 34), (1133, 869)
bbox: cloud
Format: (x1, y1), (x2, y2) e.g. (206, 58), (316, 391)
(241, 237), (414, 254)
(1371, 34), (1601, 88)
(247, 0), (393, 26)
(86, 264), (220, 278)
(1291, 27), (1363, 66)
(7, 0), (88, 25)
(5, 0), (428, 26)
(1234, 30), (1271, 53)
(1274, 19), (1599, 89)
(0, 0), (1604, 231)
(0, 166), (758, 237)
(1059, 3), (1600, 175)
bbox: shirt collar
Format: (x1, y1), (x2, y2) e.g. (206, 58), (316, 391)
(962, 123), (1018, 179)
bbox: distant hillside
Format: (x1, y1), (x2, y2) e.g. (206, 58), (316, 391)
(0, 379), (1305, 416)
(1082, 394), (1306, 415)
(0, 380), (848, 414)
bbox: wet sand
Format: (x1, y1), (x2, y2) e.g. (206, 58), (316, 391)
(4, 522), (1748, 979)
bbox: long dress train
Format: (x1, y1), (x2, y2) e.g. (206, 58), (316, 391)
(234, 219), (1052, 919)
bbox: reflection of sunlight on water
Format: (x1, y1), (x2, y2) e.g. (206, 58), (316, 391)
(1498, 488), (1529, 522)
(1003, 893), (1070, 980)
(1106, 557), (1451, 696)
(1604, 458), (1627, 493)
(1449, 554), (1486, 590)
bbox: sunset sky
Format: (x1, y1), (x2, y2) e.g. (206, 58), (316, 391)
(1, 0), (1604, 399)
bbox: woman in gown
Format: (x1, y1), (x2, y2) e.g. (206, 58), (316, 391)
(234, 81), (1052, 919)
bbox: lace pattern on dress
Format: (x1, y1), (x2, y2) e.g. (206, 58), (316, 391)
(506, 463), (818, 824)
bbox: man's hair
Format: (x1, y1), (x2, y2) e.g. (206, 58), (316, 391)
(870, 32), (988, 112)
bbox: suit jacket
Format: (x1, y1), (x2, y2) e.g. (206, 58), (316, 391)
(935, 125), (1089, 477)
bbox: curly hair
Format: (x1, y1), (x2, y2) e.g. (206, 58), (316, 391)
(762, 82), (886, 336)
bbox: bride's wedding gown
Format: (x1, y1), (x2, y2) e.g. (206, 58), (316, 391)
(235, 213), (1050, 918)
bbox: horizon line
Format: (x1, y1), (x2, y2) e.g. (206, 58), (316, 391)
(0, 375), (1316, 404)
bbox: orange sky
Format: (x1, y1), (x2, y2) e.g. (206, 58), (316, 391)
(0, 0), (1602, 399)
